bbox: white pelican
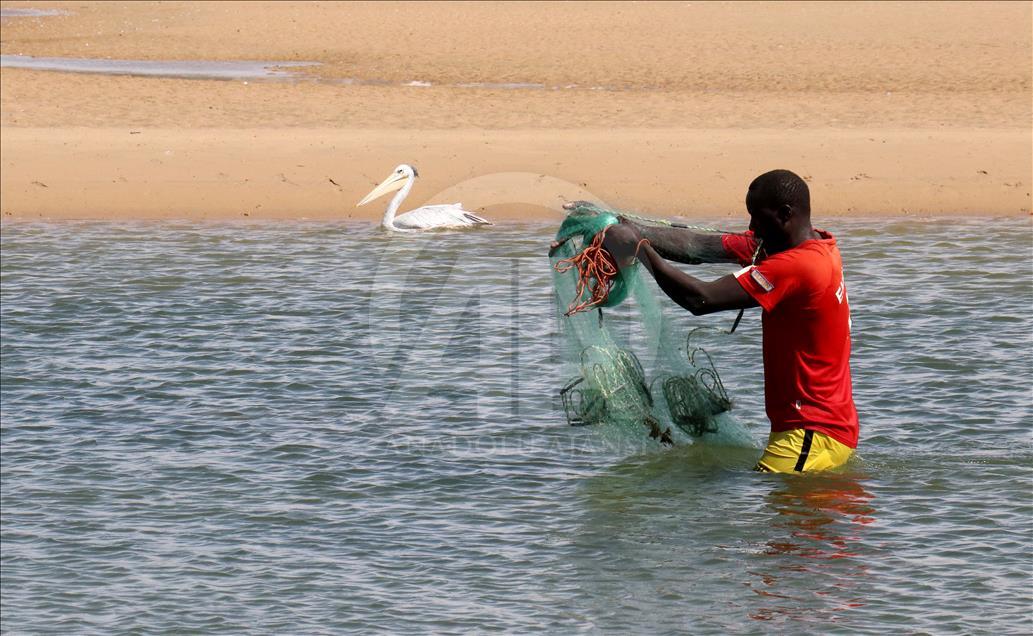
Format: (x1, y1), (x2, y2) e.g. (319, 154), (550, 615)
(357, 164), (492, 231)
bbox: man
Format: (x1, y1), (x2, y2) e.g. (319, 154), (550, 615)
(590, 169), (858, 473)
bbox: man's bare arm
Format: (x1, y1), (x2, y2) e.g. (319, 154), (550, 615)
(601, 224), (756, 316)
(627, 223), (738, 265)
(638, 244), (757, 315)
(559, 201), (737, 264)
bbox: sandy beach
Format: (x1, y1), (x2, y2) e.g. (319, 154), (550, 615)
(1, 1), (1030, 220)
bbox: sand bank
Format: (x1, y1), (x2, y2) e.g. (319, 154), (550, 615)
(3, 127), (1028, 220)
(1, 1), (1030, 220)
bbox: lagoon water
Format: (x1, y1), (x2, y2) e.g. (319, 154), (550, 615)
(1, 218), (1030, 634)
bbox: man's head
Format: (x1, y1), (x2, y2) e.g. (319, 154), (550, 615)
(745, 169), (812, 252)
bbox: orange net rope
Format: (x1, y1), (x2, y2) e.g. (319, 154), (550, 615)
(552, 227), (649, 316)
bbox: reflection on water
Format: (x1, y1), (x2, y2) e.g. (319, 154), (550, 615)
(571, 447), (879, 631)
(748, 472), (876, 623)
(763, 473), (876, 559)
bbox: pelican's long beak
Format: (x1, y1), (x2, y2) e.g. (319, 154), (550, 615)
(357, 172), (408, 207)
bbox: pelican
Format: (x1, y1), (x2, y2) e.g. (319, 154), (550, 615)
(357, 164), (492, 231)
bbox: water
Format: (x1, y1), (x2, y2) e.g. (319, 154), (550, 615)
(0, 54), (611, 90)
(0, 9), (68, 18)
(1, 218), (1030, 634)
(0, 55), (318, 81)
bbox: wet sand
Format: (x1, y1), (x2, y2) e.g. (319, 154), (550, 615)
(1, 1), (1030, 220)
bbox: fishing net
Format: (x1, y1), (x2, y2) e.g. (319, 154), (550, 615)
(550, 203), (755, 448)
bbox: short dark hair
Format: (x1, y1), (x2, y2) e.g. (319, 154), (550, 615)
(747, 169), (810, 215)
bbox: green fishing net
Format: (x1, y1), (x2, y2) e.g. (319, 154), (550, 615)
(551, 203), (755, 448)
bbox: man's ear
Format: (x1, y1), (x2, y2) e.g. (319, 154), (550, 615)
(777, 204), (793, 223)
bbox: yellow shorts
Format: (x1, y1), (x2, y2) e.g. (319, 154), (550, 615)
(755, 428), (854, 473)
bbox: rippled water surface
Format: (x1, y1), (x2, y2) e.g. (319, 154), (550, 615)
(2, 219), (1031, 634)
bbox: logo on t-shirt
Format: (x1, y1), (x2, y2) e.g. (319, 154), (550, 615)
(835, 276), (847, 304)
(750, 268), (775, 292)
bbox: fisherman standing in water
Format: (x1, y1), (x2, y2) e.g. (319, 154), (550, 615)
(579, 169), (859, 472)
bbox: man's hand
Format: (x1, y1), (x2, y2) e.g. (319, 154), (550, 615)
(552, 201), (610, 255)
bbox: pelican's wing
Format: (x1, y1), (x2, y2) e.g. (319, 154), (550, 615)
(394, 203), (492, 230)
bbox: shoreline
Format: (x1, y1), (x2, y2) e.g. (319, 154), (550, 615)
(1, 127), (1029, 221)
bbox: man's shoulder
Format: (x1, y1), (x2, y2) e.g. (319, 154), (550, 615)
(773, 236), (839, 264)
(761, 239), (840, 291)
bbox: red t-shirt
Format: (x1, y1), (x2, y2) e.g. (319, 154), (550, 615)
(722, 231), (859, 448)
